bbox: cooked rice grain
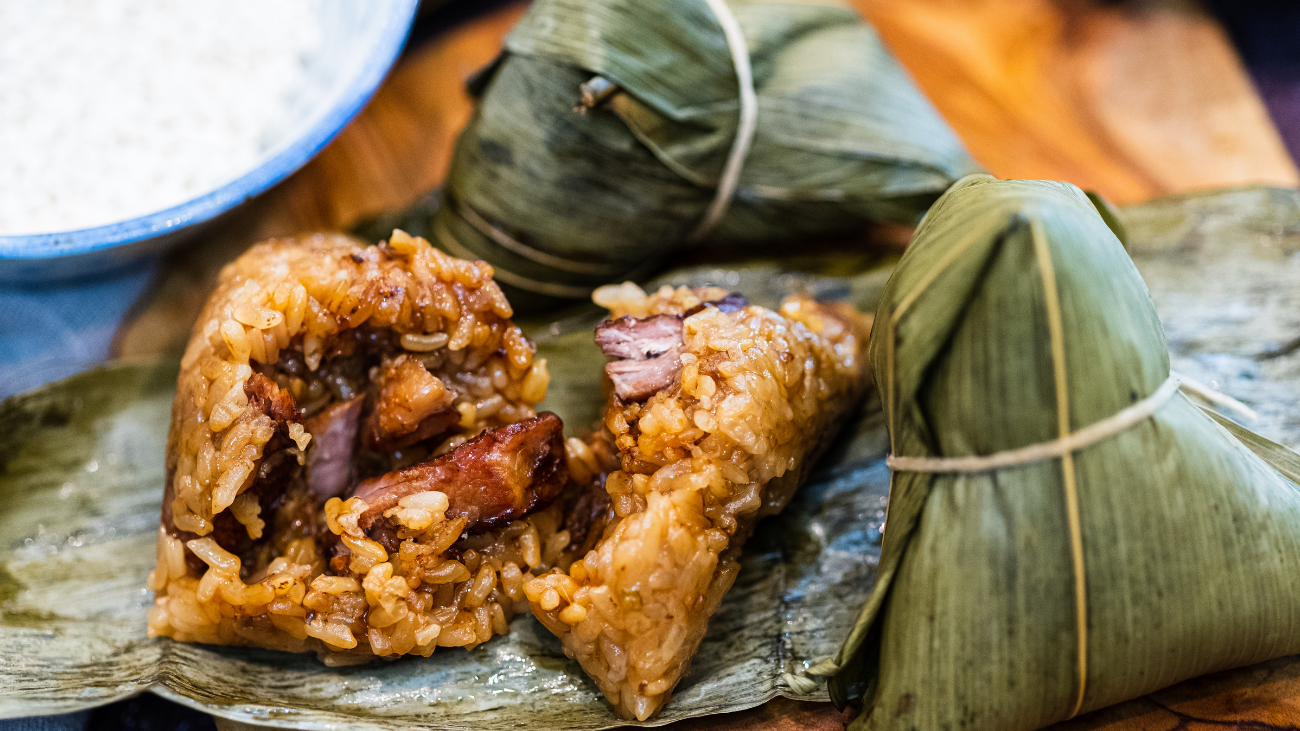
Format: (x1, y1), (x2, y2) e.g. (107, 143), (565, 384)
(149, 497), (570, 662)
(527, 284), (872, 719)
(150, 231), (575, 661)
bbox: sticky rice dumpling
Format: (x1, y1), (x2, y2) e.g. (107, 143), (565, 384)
(417, 0), (979, 306)
(148, 231), (603, 663)
(827, 175), (1300, 731)
(526, 283), (872, 720)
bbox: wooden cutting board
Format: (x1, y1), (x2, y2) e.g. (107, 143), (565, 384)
(125, 3), (1300, 729)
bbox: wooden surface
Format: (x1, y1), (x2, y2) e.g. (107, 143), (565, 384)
(853, 0), (1299, 203)
(117, 2), (1300, 729)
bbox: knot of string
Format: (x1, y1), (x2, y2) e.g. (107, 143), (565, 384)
(886, 374), (1183, 474)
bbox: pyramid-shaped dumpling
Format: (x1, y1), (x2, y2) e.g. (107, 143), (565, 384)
(829, 175), (1300, 731)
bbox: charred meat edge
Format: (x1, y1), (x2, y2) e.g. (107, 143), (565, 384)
(351, 412), (569, 547)
(362, 355), (458, 452)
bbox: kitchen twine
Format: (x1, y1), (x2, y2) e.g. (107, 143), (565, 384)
(885, 372), (1256, 474)
(781, 371), (1236, 698)
(686, 0), (758, 243)
(444, 0), (757, 296)
(786, 217), (1260, 712)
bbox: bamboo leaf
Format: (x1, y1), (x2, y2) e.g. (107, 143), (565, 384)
(411, 0), (979, 308)
(1199, 407), (1300, 484)
(830, 176), (1300, 731)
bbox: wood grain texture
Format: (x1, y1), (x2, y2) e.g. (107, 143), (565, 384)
(851, 0), (1299, 203)
(265, 2), (526, 234)
(719, 657), (1300, 731)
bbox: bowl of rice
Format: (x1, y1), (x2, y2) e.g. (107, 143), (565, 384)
(0, 0), (419, 282)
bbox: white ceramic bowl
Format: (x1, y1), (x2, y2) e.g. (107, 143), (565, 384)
(0, 0), (419, 282)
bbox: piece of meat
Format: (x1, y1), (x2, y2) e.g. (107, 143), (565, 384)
(305, 396), (364, 501)
(605, 354), (684, 402)
(684, 291), (749, 316)
(563, 477), (615, 555)
(244, 372), (299, 424)
(363, 355), (458, 451)
(352, 412), (568, 536)
(595, 315), (685, 402)
(595, 314), (683, 361)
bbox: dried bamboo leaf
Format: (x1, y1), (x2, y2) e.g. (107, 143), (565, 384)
(828, 176), (1300, 731)
(0, 254), (894, 729)
(1123, 185), (1300, 448)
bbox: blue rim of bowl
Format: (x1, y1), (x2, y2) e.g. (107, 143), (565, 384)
(0, 0), (420, 261)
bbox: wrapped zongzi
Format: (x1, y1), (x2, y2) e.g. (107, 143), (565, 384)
(410, 0), (978, 307)
(827, 175), (1300, 731)
(526, 283), (872, 720)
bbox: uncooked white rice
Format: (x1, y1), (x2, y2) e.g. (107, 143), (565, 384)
(0, 0), (324, 234)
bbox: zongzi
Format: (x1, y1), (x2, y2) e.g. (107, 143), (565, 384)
(148, 231), (603, 662)
(828, 175), (1300, 731)
(411, 0), (978, 307)
(526, 283), (872, 720)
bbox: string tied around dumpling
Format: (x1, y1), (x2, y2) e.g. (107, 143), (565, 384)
(685, 0), (759, 244)
(879, 211), (1264, 718)
(785, 377), (1237, 696)
(885, 374), (1182, 474)
(886, 372), (1254, 475)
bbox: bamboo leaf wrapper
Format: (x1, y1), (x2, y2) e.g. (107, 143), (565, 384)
(421, 0), (979, 307)
(829, 175), (1300, 731)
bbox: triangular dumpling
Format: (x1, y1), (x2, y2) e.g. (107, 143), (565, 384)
(829, 175), (1300, 731)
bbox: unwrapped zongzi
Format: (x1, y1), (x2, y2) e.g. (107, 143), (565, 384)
(828, 175), (1300, 731)
(526, 283), (872, 720)
(148, 231), (600, 662)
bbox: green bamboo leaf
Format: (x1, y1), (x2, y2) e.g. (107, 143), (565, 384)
(1199, 407), (1300, 483)
(403, 0), (979, 308)
(830, 176), (1300, 731)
